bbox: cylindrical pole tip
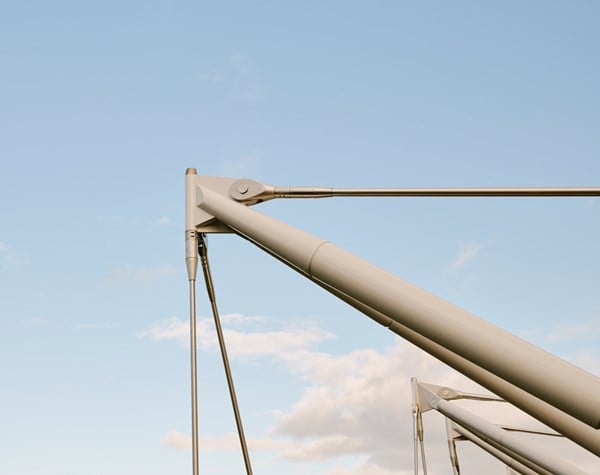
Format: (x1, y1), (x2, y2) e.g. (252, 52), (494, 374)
(186, 168), (198, 175)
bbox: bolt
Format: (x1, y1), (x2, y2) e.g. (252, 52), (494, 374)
(238, 183), (249, 194)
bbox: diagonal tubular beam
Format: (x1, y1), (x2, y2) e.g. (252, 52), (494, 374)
(315, 280), (600, 455)
(193, 184), (600, 432)
(237, 236), (600, 455)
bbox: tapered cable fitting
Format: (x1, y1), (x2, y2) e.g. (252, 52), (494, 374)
(186, 230), (199, 281)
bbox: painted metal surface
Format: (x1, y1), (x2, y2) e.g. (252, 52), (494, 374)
(191, 181), (600, 430)
(184, 170), (600, 473)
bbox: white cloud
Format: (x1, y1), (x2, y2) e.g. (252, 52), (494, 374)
(222, 326), (334, 357)
(270, 340), (471, 470)
(269, 337), (596, 474)
(74, 322), (119, 330)
(139, 316), (188, 342)
(323, 462), (410, 475)
(220, 312), (266, 325)
(281, 435), (365, 461)
(139, 315), (334, 357)
(147, 315), (515, 472)
(150, 315), (598, 474)
(162, 430), (192, 450)
(450, 242), (482, 271)
(96, 215), (173, 228)
(161, 430), (290, 452)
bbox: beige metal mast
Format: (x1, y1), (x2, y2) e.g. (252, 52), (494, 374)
(184, 171), (600, 474)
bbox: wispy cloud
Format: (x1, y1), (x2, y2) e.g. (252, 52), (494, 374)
(568, 349), (600, 375)
(148, 314), (498, 472)
(162, 430), (192, 450)
(322, 462), (402, 475)
(270, 338), (562, 473)
(162, 430), (290, 452)
(139, 315), (333, 357)
(104, 264), (177, 285)
(198, 69), (222, 83)
(96, 215), (173, 228)
(139, 316), (189, 342)
(0, 241), (17, 266)
(74, 322), (119, 330)
(520, 321), (600, 375)
(151, 314), (597, 473)
(229, 53), (253, 75)
(450, 242), (482, 271)
(521, 321), (600, 344)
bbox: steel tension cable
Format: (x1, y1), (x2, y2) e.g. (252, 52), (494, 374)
(410, 405), (428, 475)
(228, 178), (600, 204)
(412, 409), (419, 475)
(198, 233), (254, 475)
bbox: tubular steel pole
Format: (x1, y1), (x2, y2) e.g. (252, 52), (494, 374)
(185, 169), (200, 475)
(194, 185), (600, 430)
(239, 236), (600, 455)
(328, 288), (600, 455)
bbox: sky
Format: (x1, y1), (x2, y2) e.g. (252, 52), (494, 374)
(1, 1), (599, 474)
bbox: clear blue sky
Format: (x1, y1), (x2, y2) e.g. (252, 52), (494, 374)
(1, 2), (599, 474)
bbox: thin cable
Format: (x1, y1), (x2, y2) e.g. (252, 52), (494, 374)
(198, 234), (253, 475)
(412, 410), (419, 475)
(448, 439), (460, 475)
(419, 435), (428, 474)
(273, 186), (600, 198)
(416, 410), (428, 475)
